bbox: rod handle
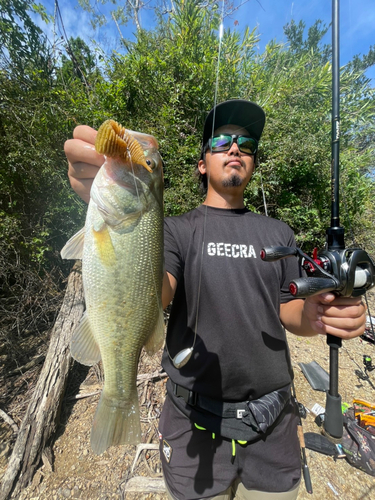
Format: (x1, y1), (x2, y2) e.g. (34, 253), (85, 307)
(303, 464), (313, 494)
(324, 392), (343, 439)
(327, 333), (342, 349)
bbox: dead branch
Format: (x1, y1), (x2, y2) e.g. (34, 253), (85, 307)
(65, 390), (101, 402)
(136, 370), (168, 385)
(0, 409), (18, 435)
(131, 443), (160, 474)
(7, 355), (45, 377)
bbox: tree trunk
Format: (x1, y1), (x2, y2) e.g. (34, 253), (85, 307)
(0, 263), (84, 500)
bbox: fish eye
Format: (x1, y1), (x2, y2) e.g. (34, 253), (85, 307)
(146, 159), (156, 170)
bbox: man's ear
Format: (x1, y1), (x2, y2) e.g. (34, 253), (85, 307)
(198, 159), (206, 175)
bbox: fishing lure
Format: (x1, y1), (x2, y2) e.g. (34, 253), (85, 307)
(95, 119), (152, 172)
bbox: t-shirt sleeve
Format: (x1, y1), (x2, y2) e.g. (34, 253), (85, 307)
(164, 217), (184, 283)
(279, 230), (304, 304)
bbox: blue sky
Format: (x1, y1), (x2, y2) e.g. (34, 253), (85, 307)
(35, 0), (375, 81)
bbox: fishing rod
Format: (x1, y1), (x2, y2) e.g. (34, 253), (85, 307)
(260, 0), (375, 440)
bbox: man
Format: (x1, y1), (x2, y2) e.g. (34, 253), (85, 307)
(65, 99), (366, 500)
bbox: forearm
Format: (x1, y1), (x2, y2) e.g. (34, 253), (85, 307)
(162, 271), (177, 309)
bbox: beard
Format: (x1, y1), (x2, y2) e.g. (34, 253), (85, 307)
(222, 173), (243, 188)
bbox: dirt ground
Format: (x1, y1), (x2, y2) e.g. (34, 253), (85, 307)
(1, 292), (375, 500)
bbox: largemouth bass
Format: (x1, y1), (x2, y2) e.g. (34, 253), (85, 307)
(61, 120), (164, 455)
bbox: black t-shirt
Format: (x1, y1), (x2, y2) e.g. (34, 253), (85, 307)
(162, 205), (302, 401)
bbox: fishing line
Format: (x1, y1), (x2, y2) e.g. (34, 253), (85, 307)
(129, 155), (141, 201)
(211, 5), (225, 140)
(190, 1), (226, 363)
(259, 168), (268, 217)
(167, 2), (226, 369)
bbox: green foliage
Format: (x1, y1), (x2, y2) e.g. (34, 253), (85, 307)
(0, 0), (53, 84)
(0, 2), (106, 273)
(78, 0), (143, 31)
(0, 0), (375, 314)
(101, 0), (262, 215)
(237, 18), (375, 252)
(57, 36), (102, 86)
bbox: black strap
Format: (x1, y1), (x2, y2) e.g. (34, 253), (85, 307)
(167, 380), (292, 441)
(170, 380), (248, 419)
(169, 379), (291, 429)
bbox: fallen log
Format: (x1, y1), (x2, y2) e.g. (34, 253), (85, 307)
(0, 263), (84, 500)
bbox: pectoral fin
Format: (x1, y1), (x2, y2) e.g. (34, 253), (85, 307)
(61, 227), (85, 260)
(144, 307), (165, 355)
(70, 313), (101, 365)
(92, 224), (116, 266)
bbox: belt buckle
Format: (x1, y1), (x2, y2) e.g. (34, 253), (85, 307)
(173, 383), (197, 406)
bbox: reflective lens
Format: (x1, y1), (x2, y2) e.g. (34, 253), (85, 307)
(209, 134), (258, 155)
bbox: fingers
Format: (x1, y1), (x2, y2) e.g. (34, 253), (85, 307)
(305, 293), (367, 339)
(64, 139), (104, 171)
(73, 125), (98, 144)
(64, 126), (103, 203)
(67, 161), (101, 181)
(69, 177), (96, 204)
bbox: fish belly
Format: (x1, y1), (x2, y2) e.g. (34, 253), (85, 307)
(83, 204), (163, 453)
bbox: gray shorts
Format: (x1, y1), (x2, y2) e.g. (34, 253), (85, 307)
(159, 395), (301, 500)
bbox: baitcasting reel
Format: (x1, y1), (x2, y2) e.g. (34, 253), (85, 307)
(260, 242), (375, 299)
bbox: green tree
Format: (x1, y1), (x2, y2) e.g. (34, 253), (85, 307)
(78, 0), (145, 31)
(98, 0), (260, 215)
(0, 0), (53, 84)
(83, 0), (375, 255)
(57, 36), (102, 86)
(0, 0), (111, 369)
(243, 19), (375, 251)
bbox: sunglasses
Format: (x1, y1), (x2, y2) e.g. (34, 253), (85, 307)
(207, 134), (258, 155)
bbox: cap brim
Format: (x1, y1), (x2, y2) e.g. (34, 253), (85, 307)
(203, 100), (265, 145)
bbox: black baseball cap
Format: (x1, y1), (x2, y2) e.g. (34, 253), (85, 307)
(202, 99), (266, 146)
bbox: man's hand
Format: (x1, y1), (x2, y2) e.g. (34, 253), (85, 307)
(64, 125), (103, 203)
(303, 293), (367, 339)
(280, 293), (367, 339)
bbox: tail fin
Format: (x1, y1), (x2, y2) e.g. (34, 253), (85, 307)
(90, 389), (141, 455)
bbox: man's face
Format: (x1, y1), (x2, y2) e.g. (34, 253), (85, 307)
(199, 124), (255, 193)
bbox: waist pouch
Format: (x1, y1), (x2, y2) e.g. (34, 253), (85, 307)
(167, 379), (291, 442)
